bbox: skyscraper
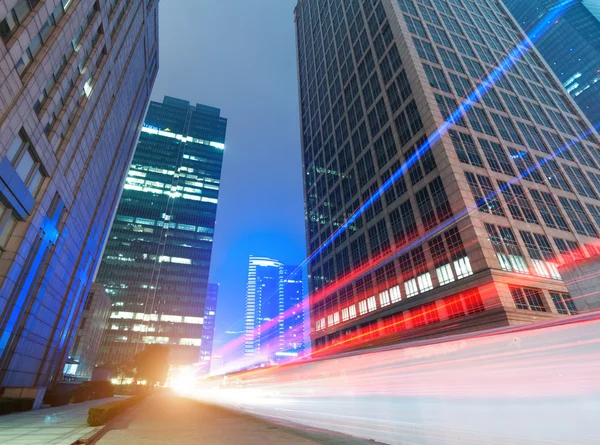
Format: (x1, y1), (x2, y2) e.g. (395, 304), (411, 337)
(0, 0), (158, 403)
(244, 257), (304, 360)
(503, 0), (600, 126)
(282, 265), (305, 357)
(96, 96), (226, 368)
(199, 282), (218, 372)
(295, 0), (600, 354)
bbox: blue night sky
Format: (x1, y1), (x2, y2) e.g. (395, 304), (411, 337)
(150, 1), (306, 351)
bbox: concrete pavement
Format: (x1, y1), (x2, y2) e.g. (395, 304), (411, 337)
(0, 397), (126, 445)
(97, 394), (382, 445)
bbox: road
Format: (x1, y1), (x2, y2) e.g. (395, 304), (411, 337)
(96, 394), (382, 444)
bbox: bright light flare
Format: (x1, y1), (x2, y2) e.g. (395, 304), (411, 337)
(168, 368), (197, 395)
(192, 314), (600, 445)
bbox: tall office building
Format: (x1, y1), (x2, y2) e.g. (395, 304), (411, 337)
(0, 0), (158, 403)
(503, 0), (600, 126)
(199, 282), (218, 372)
(244, 257), (304, 360)
(295, 0), (600, 354)
(66, 284), (111, 379)
(96, 96), (226, 368)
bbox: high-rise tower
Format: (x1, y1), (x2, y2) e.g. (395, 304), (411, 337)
(96, 96), (226, 367)
(295, 0), (600, 354)
(503, 0), (600, 127)
(244, 257), (305, 360)
(0, 0), (158, 401)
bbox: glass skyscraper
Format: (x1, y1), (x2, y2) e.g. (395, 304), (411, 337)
(295, 0), (600, 354)
(199, 282), (218, 373)
(503, 0), (600, 127)
(96, 96), (226, 368)
(0, 0), (158, 403)
(244, 257), (305, 360)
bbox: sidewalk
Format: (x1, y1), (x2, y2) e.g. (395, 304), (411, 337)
(98, 394), (381, 445)
(0, 397), (125, 445)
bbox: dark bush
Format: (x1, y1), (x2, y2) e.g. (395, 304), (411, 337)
(0, 398), (34, 415)
(87, 396), (146, 426)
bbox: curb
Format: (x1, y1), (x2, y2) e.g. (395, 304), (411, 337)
(71, 425), (106, 444)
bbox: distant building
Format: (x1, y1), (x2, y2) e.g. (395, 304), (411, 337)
(199, 283), (219, 373)
(66, 285), (112, 379)
(96, 96), (226, 368)
(244, 256), (304, 361)
(503, 0), (600, 126)
(0, 0), (158, 403)
(282, 266), (305, 357)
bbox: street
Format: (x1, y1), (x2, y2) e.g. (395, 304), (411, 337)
(97, 394), (381, 445)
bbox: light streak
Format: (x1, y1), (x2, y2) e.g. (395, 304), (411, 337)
(196, 313), (600, 445)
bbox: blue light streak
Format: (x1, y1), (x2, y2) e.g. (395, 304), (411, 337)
(304, 0), (577, 267)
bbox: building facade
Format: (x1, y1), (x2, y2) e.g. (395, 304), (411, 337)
(0, 0), (158, 400)
(282, 265), (305, 357)
(503, 0), (600, 127)
(96, 96), (226, 368)
(295, 0), (600, 354)
(244, 257), (304, 360)
(199, 282), (218, 373)
(558, 254), (600, 313)
(66, 284), (111, 379)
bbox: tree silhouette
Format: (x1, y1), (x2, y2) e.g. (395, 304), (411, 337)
(133, 345), (170, 386)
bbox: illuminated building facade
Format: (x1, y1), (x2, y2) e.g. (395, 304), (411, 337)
(244, 257), (304, 360)
(97, 96), (226, 367)
(503, 0), (600, 127)
(0, 0), (158, 402)
(295, 0), (600, 354)
(67, 284), (111, 379)
(199, 282), (218, 372)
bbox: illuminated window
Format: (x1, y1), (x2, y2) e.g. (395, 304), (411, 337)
(349, 305), (357, 319)
(358, 300), (368, 315)
(417, 272), (433, 292)
(110, 311), (134, 319)
(389, 285), (402, 303)
(367, 296), (377, 312)
(379, 290), (391, 307)
(333, 312), (340, 325)
(342, 308), (349, 322)
(179, 338), (202, 346)
(435, 264), (455, 286)
(161, 314), (182, 323)
(405, 279), (419, 298)
(327, 314), (334, 326)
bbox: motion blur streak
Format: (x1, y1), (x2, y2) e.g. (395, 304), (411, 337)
(194, 313), (600, 445)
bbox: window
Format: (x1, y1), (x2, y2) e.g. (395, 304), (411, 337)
(510, 287), (547, 312)
(485, 223), (528, 273)
(559, 197), (598, 238)
(520, 231), (561, 279)
(465, 172), (504, 216)
(554, 238), (585, 264)
(444, 226), (473, 279)
(537, 158), (571, 192)
(367, 296), (377, 312)
(379, 290), (391, 307)
(550, 292), (578, 315)
(6, 131), (44, 195)
(0, 0), (43, 42)
(0, 202), (17, 250)
(508, 147), (544, 184)
(389, 285), (402, 303)
(479, 139), (515, 176)
(497, 181), (538, 224)
(529, 190), (570, 231)
(449, 131), (483, 167)
(563, 165), (597, 199)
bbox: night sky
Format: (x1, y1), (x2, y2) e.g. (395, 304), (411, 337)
(150, 1), (306, 352)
